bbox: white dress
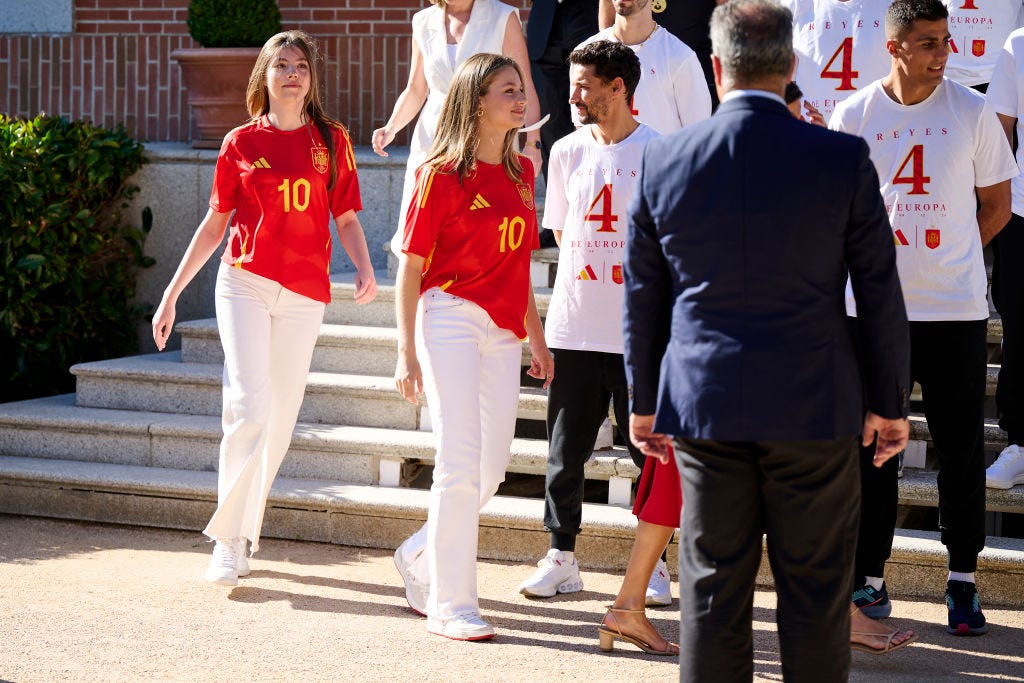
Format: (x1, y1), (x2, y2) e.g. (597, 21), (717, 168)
(390, 0), (518, 254)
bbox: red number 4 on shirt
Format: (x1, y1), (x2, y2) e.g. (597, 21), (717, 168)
(893, 145), (930, 195)
(585, 184), (619, 233)
(821, 37), (859, 91)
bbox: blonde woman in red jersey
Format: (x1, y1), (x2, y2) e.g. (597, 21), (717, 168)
(392, 53), (555, 641)
(151, 30), (376, 586)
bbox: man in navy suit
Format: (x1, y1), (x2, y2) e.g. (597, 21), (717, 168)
(623, 0), (911, 679)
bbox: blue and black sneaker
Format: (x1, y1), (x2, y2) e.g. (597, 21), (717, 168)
(852, 582), (892, 619)
(945, 580), (988, 635)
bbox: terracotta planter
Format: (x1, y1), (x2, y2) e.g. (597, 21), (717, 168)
(171, 47), (260, 149)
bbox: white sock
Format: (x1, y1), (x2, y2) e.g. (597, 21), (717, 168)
(560, 550), (575, 563)
(949, 571), (975, 583)
(865, 576), (884, 591)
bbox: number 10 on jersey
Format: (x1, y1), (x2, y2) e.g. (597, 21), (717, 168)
(278, 177), (311, 212)
(498, 216), (526, 252)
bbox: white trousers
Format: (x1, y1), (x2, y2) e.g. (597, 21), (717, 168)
(406, 288), (522, 619)
(203, 264), (325, 552)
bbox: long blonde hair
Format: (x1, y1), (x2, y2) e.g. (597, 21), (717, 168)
(425, 53), (524, 183)
(245, 30), (346, 191)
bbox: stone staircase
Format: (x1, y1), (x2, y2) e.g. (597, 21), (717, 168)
(1, 269), (1022, 607)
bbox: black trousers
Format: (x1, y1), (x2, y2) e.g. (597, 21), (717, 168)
(857, 320), (988, 578)
(527, 0), (598, 180)
(544, 348), (644, 551)
(993, 212), (1024, 446)
(675, 436), (860, 683)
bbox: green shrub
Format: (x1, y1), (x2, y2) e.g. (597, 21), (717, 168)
(187, 0), (283, 48)
(0, 114), (152, 402)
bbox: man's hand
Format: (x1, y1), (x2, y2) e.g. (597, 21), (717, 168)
(630, 413), (672, 463)
(862, 411), (910, 467)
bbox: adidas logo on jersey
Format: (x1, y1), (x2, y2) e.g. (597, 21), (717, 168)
(470, 193), (491, 210)
(251, 157), (272, 169)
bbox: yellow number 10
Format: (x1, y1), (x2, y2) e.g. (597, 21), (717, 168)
(498, 216), (526, 253)
(277, 177), (311, 212)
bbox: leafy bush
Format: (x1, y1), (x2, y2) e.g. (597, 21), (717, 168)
(187, 0), (283, 48)
(1, 114), (152, 402)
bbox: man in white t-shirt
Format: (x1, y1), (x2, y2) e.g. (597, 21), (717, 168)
(573, 0), (712, 134)
(983, 29), (1024, 490)
(517, 40), (673, 621)
(831, 0), (1016, 636)
(779, 0), (893, 123)
(942, 0), (1024, 90)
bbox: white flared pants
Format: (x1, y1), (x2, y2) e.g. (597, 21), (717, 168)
(203, 264), (325, 552)
(406, 288), (522, 619)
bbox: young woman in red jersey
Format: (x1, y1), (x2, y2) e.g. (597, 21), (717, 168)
(151, 30), (376, 586)
(391, 53), (554, 641)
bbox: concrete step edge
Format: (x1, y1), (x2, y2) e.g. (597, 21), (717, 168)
(909, 414), (1007, 450)
(0, 396), (638, 480)
(899, 469), (1024, 514)
(1, 454), (1021, 606)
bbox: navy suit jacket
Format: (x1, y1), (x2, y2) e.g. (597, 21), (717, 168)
(624, 94), (910, 441)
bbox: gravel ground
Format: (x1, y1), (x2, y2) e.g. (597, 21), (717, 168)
(0, 514), (1021, 682)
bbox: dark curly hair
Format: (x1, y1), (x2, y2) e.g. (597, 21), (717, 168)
(568, 40), (642, 103)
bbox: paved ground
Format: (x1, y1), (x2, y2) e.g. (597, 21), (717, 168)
(0, 514), (1021, 682)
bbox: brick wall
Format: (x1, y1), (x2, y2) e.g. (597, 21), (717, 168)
(0, 0), (530, 145)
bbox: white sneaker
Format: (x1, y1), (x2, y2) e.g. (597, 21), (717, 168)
(595, 418), (614, 451)
(427, 612), (495, 641)
(393, 536), (428, 616)
(235, 538), (250, 577)
(518, 549), (584, 598)
(204, 538), (241, 586)
(986, 444), (1024, 489)
(646, 559), (672, 606)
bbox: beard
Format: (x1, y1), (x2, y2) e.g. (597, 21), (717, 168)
(577, 99), (610, 125)
(615, 0), (650, 17)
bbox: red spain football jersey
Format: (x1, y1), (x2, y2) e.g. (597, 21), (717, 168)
(210, 116), (362, 303)
(402, 159), (539, 338)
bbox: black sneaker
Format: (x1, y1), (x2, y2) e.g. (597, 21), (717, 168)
(852, 582), (892, 619)
(945, 580), (988, 635)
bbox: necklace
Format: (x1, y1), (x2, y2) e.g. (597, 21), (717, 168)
(615, 23), (659, 49)
(305, 119), (325, 148)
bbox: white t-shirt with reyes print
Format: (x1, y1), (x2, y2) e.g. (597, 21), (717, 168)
(543, 123), (660, 353)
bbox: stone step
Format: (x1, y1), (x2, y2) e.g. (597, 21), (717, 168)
(72, 353), (422, 430)
(69, 354), (563, 430)
(178, 316), (1006, 398)
(5, 394), (1020, 517)
(908, 414), (1008, 453)
(0, 395), (637, 492)
(177, 318), (543, 375)
(325, 271), (553, 328)
(898, 468), (1024, 514)
(71, 352), (1010, 461)
(1, 454), (1020, 606)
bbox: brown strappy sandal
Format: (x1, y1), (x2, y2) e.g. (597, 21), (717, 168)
(850, 604), (918, 655)
(598, 606), (679, 656)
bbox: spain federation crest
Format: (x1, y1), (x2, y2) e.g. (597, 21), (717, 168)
(311, 146), (329, 174)
(925, 228), (940, 250)
(517, 184), (534, 210)
(612, 264), (624, 284)
(972, 40), (985, 58)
